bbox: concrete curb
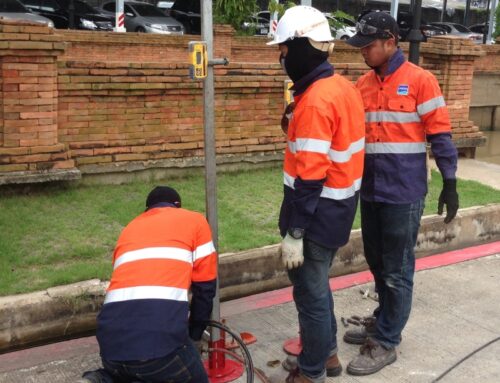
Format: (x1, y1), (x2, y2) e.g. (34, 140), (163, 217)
(1, 204), (499, 353)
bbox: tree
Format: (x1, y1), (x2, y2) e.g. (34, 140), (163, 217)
(214, 0), (258, 33)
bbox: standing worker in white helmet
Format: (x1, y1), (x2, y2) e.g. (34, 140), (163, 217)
(268, 6), (366, 383)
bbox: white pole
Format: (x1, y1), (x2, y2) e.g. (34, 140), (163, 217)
(390, 0), (399, 19)
(268, 0), (278, 38)
(115, 0), (126, 32)
(487, 0), (498, 44)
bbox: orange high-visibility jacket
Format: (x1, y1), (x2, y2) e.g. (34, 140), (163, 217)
(356, 56), (457, 203)
(97, 205), (217, 361)
(280, 71), (366, 249)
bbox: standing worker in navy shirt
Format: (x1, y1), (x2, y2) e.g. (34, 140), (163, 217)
(269, 6), (366, 383)
(80, 186), (216, 383)
(344, 11), (459, 376)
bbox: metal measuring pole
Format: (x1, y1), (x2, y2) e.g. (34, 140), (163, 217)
(201, 0), (220, 332)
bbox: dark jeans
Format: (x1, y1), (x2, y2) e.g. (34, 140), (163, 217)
(360, 198), (425, 349)
(288, 239), (338, 381)
(85, 341), (208, 383)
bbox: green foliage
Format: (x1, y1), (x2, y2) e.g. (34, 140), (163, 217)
(268, 0), (296, 18)
(327, 10), (355, 32)
(213, 0), (258, 32)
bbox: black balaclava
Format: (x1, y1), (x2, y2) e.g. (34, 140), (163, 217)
(146, 186), (181, 209)
(281, 37), (329, 83)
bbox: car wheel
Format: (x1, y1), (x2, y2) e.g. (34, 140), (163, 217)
(340, 35), (349, 40)
(136, 27), (146, 33)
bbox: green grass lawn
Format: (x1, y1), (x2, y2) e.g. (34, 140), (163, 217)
(1, 167), (499, 296)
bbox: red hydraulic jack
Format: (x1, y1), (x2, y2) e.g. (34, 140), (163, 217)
(282, 336), (302, 372)
(204, 323), (257, 382)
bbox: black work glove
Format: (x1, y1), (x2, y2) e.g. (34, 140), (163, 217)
(438, 179), (459, 224)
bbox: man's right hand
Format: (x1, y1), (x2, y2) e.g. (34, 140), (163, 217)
(281, 233), (304, 270)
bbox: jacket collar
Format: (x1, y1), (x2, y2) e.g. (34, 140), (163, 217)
(292, 61), (334, 96)
(145, 202), (177, 211)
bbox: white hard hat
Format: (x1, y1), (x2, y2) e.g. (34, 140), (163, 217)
(267, 5), (333, 46)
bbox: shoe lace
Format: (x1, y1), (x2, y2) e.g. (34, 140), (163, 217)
(360, 338), (378, 358)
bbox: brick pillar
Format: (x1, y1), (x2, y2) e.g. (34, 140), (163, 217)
(421, 36), (486, 157)
(214, 24), (234, 62)
(0, 19), (76, 178)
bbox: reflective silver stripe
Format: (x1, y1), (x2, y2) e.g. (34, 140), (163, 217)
(104, 286), (188, 304)
(288, 138), (331, 155)
(284, 171), (295, 189)
(365, 111), (421, 123)
(328, 137), (365, 163)
(284, 172), (361, 200)
(320, 177), (362, 200)
(113, 247), (193, 270)
(365, 142), (427, 154)
(417, 96), (446, 116)
(193, 241), (215, 262)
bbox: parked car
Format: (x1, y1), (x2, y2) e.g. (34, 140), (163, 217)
(156, 0), (173, 13)
(21, 0), (114, 30)
(101, 1), (183, 34)
(0, 0), (54, 27)
(469, 22), (488, 34)
(430, 22), (483, 43)
(397, 12), (447, 41)
(241, 15), (269, 36)
(168, 0), (200, 34)
(469, 22), (495, 43)
(324, 13), (356, 40)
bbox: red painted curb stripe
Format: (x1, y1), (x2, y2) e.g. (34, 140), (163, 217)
(221, 241), (500, 318)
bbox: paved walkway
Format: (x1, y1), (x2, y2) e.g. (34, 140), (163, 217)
(1, 252), (499, 383)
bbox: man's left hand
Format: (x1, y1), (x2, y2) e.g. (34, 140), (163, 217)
(438, 179), (459, 224)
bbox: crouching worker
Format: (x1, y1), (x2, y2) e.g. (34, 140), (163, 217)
(81, 186), (216, 383)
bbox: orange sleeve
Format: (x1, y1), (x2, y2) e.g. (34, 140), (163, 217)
(192, 215), (217, 282)
(417, 71), (452, 135)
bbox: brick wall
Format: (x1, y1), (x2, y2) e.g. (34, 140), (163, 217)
(421, 36), (486, 153)
(0, 20), (487, 181)
(474, 43), (500, 73)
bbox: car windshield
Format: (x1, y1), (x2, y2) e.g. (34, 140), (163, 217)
(451, 23), (472, 33)
(58, 0), (96, 14)
(0, 0), (28, 12)
(132, 3), (166, 17)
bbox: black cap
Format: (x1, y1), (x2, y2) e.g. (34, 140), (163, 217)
(146, 186), (181, 209)
(346, 11), (399, 48)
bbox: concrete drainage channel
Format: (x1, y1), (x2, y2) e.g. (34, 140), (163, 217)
(1, 204), (499, 354)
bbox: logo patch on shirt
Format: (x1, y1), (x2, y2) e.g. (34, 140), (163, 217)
(397, 85), (409, 95)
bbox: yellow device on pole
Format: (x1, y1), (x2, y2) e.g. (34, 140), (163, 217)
(188, 41), (208, 80)
(284, 79), (294, 107)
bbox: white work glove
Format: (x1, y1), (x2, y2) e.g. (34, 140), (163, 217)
(281, 233), (304, 270)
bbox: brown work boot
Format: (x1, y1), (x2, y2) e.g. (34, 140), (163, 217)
(346, 338), (397, 376)
(285, 367), (314, 383)
(343, 316), (376, 345)
(325, 353), (342, 377)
